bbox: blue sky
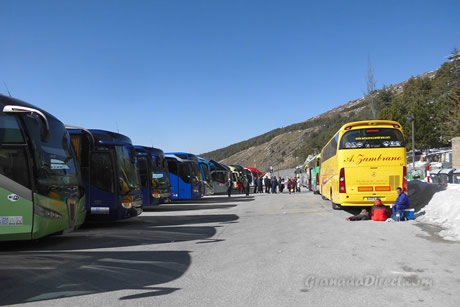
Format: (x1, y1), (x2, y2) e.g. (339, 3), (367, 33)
(1, 0), (459, 154)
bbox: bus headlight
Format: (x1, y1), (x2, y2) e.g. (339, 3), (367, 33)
(121, 198), (133, 209)
(34, 204), (63, 219)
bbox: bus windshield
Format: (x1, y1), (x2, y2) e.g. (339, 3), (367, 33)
(339, 128), (405, 149)
(212, 171), (227, 184)
(23, 114), (80, 190)
(150, 155), (169, 186)
(115, 145), (140, 192)
(200, 163), (212, 182)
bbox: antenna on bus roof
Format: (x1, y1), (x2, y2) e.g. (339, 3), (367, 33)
(3, 82), (12, 97)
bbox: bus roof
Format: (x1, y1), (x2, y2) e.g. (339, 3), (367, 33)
(1, 94), (59, 123)
(339, 120), (403, 132)
(165, 153), (193, 163)
(67, 128), (132, 146)
(206, 158), (230, 171)
(134, 145), (165, 157)
(229, 165), (245, 171)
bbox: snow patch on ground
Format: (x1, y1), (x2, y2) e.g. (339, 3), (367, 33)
(417, 184), (460, 241)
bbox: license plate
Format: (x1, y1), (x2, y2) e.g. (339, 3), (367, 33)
(367, 197), (378, 201)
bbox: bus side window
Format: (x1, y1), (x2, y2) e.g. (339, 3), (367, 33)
(0, 148), (31, 189)
(137, 157), (149, 187)
(168, 160), (177, 176)
(178, 163), (191, 184)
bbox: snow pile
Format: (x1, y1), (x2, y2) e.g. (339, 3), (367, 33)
(418, 185), (460, 241)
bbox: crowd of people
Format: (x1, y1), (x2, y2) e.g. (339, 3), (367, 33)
(226, 174), (302, 197)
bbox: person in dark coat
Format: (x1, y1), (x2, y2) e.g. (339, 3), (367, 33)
(287, 177), (292, 194)
(243, 176), (250, 196)
(227, 176), (233, 197)
(278, 177), (284, 193)
(253, 176), (258, 194)
(271, 176), (278, 194)
(264, 176), (270, 193)
(291, 178), (297, 193)
(257, 176), (263, 193)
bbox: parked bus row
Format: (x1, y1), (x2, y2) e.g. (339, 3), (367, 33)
(0, 95), (263, 241)
(304, 120), (408, 210)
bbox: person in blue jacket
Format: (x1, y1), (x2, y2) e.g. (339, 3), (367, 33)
(391, 187), (410, 221)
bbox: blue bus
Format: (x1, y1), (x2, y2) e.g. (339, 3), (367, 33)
(198, 157), (214, 196)
(165, 154), (203, 200)
(1, 95), (86, 241)
(67, 127), (143, 220)
(135, 146), (171, 207)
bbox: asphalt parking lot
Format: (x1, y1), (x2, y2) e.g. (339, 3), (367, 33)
(2, 191), (460, 307)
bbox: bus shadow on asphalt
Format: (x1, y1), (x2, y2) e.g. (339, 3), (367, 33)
(1, 214), (239, 251)
(168, 195), (255, 204)
(0, 213), (240, 305)
(341, 207), (364, 216)
(145, 204), (237, 212)
(0, 250), (190, 305)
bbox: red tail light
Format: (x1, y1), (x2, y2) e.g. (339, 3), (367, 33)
(403, 166), (407, 192)
(339, 168), (346, 193)
(316, 173), (319, 186)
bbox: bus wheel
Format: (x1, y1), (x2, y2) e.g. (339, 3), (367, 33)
(331, 193), (341, 210)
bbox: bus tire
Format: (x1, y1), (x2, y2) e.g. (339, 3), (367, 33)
(331, 202), (341, 210)
(331, 193), (341, 210)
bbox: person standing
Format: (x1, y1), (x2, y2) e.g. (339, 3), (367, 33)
(258, 176), (263, 193)
(243, 175), (250, 196)
(291, 178), (296, 193)
(227, 175), (233, 197)
(253, 176), (258, 194)
(271, 176), (278, 194)
(264, 176), (271, 193)
(278, 177), (284, 193)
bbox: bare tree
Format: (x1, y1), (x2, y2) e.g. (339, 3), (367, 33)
(365, 56), (377, 119)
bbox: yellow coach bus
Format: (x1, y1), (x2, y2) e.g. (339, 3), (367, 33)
(319, 120), (407, 209)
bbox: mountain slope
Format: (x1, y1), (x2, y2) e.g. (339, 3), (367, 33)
(201, 60), (459, 172)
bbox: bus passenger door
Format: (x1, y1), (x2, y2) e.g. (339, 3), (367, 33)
(89, 151), (116, 217)
(178, 163), (192, 199)
(0, 147), (34, 240)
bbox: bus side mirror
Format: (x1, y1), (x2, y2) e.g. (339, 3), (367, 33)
(3, 105), (49, 142)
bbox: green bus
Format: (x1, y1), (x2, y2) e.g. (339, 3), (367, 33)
(0, 95), (86, 241)
(306, 154), (321, 194)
